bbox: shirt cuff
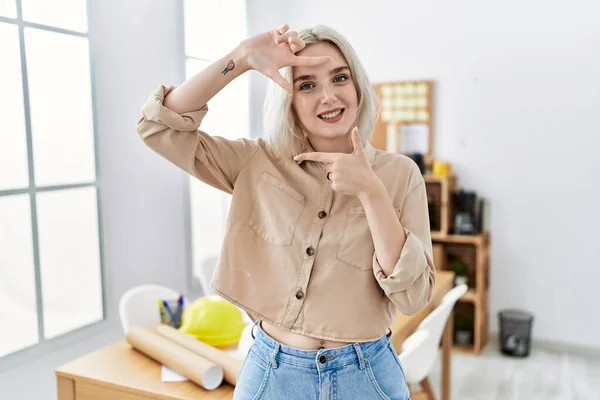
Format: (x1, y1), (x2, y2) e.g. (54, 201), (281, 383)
(372, 228), (430, 293)
(141, 85), (208, 132)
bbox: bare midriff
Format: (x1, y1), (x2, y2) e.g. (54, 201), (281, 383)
(261, 321), (351, 350)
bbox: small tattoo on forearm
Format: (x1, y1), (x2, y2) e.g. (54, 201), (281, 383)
(222, 60), (235, 75)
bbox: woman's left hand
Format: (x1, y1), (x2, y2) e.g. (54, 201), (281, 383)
(294, 127), (381, 197)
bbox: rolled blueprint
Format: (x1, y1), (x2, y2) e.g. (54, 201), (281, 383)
(126, 326), (223, 390)
(154, 324), (243, 386)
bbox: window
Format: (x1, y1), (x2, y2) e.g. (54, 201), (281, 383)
(182, 0), (249, 292)
(0, 0), (104, 361)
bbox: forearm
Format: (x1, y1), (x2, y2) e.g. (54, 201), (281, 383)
(164, 45), (250, 114)
(358, 179), (407, 277)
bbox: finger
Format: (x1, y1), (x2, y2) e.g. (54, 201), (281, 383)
(292, 55), (333, 67)
(275, 30), (298, 44)
(276, 24), (289, 35)
(287, 36), (305, 53)
(294, 152), (339, 163)
(266, 70), (292, 95)
(351, 127), (364, 155)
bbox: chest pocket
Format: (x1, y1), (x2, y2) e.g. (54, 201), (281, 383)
(336, 206), (402, 271)
(249, 172), (306, 246)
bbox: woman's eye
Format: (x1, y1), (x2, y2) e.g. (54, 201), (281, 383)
(299, 82), (315, 91)
(334, 75), (349, 83)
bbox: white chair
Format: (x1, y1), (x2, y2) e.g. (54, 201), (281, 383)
(235, 323), (256, 360)
(441, 283), (469, 307)
(401, 284), (468, 399)
(195, 255), (218, 296)
(398, 329), (430, 380)
(119, 284), (182, 335)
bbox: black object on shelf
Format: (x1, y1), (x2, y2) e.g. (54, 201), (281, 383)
(453, 190), (481, 235)
(408, 153), (425, 174)
(498, 309), (534, 357)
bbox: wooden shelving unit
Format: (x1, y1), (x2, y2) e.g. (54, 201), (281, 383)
(424, 175), (457, 237)
(460, 289), (477, 304)
(431, 232), (488, 246)
(433, 233), (490, 355)
(427, 176), (490, 355)
(368, 79), (491, 354)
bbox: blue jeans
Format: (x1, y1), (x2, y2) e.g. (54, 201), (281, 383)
(233, 321), (410, 400)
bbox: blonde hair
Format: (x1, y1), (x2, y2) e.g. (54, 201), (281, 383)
(263, 25), (378, 159)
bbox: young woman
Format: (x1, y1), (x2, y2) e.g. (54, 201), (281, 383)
(137, 24), (435, 400)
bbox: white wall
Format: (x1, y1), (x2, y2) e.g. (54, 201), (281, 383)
(247, 0), (287, 135)
(265, 0), (600, 348)
(0, 1), (192, 398)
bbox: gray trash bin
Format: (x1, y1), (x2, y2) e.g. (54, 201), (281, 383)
(498, 309), (534, 357)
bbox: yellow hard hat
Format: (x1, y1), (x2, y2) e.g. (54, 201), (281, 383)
(179, 295), (246, 347)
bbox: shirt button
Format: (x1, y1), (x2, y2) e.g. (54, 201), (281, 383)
(317, 210), (327, 219)
(306, 246), (315, 256)
(295, 290), (304, 300)
(319, 355), (327, 364)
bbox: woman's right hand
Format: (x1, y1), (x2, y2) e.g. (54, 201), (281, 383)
(239, 24), (332, 94)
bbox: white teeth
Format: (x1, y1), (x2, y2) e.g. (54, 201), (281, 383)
(320, 109), (342, 119)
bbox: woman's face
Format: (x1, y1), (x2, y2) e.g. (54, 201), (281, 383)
(292, 42), (358, 146)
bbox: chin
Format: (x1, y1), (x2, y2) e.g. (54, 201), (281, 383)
(311, 127), (350, 139)
(314, 119), (355, 137)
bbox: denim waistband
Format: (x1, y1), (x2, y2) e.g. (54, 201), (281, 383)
(249, 321), (393, 371)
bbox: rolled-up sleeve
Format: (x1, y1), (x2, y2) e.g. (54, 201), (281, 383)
(373, 180), (436, 315)
(136, 85), (258, 193)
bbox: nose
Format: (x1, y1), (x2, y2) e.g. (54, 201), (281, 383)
(320, 84), (337, 105)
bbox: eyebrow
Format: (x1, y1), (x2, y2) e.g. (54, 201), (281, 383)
(293, 66), (350, 84)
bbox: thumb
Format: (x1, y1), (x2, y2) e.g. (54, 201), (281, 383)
(266, 70), (292, 95)
(351, 127), (364, 155)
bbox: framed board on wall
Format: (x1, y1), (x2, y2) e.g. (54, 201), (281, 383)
(371, 80), (435, 165)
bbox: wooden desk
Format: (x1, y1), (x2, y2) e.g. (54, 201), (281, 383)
(56, 271), (454, 400)
(56, 340), (235, 400)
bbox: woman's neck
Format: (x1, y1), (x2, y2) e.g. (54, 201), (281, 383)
(306, 134), (352, 154)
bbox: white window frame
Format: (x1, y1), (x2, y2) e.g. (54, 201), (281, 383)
(177, 0), (249, 294)
(0, 0), (106, 371)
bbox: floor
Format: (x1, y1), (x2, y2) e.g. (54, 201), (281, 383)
(423, 340), (600, 400)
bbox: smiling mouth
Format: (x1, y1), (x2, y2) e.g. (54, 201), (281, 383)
(318, 108), (345, 122)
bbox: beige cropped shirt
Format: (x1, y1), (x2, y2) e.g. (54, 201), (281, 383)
(137, 85), (436, 342)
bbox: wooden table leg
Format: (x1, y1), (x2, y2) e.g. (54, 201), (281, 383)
(57, 376), (75, 400)
(442, 309), (453, 400)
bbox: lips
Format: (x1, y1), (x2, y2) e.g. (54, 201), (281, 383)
(318, 108), (345, 122)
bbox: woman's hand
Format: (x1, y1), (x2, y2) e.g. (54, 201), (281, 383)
(239, 24), (331, 94)
(294, 128), (382, 198)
